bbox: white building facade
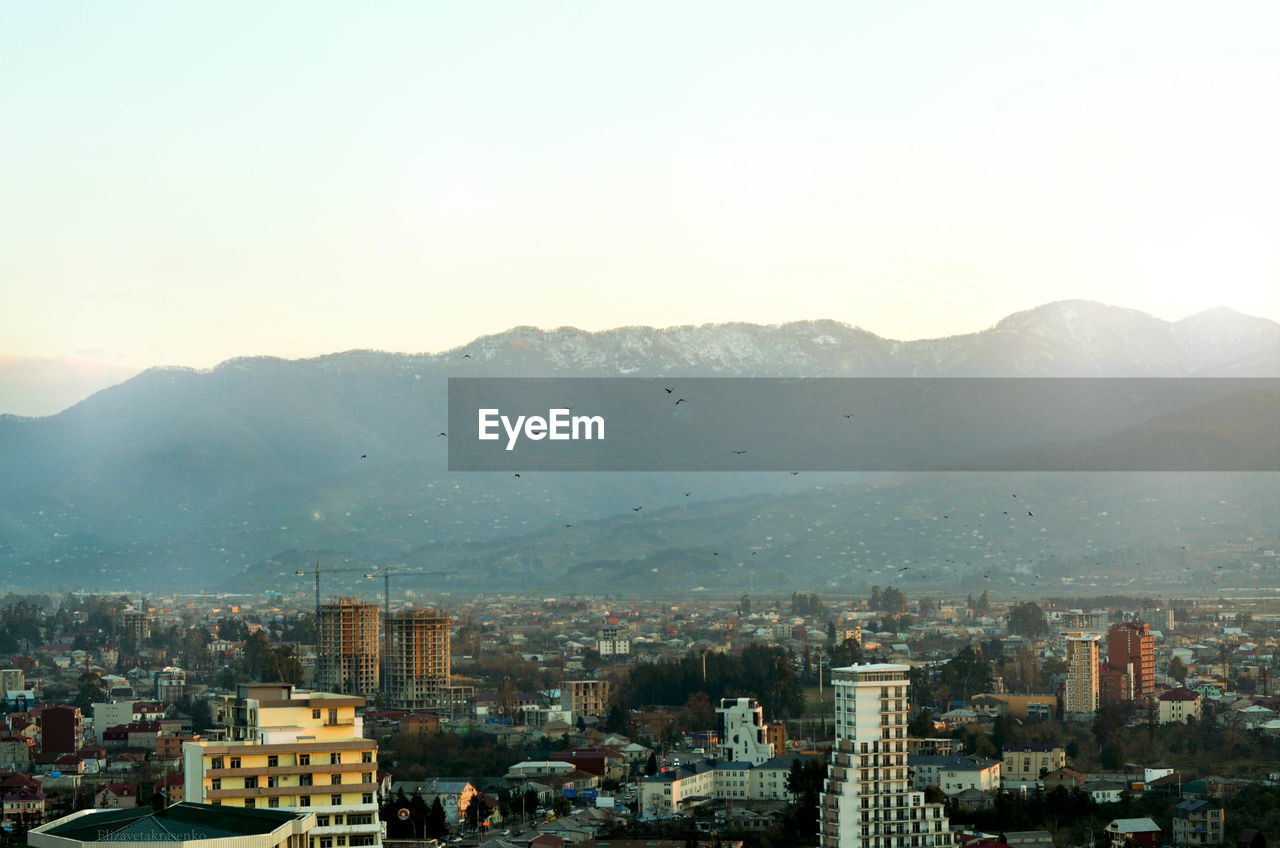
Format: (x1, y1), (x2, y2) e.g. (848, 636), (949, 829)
(821, 664), (953, 848)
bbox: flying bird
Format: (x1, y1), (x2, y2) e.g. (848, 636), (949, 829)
(675, 398), (687, 405)
(360, 454), (367, 459)
(683, 492), (691, 497)
(732, 450), (748, 455)
(513, 473), (520, 478)
(790, 471), (799, 476)
(632, 506), (642, 511)
(564, 524), (572, 528)
(1028, 510), (1034, 517)
(463, 354), (471, 359)
(438, 432), (447, 437)
(664, 387), (673, 394)
(842, 414), (853, 419)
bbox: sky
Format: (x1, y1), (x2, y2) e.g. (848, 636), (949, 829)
(3, 1), (1278, 370)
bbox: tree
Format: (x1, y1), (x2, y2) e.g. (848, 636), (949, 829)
(909, 709), (937, 738)
(465, 796), (492, 832)
(425, 797), (448, 838)
(645, 752), (658, 776)
(1168, 656), (1188, 683)
(1007, 602), (1048, 638)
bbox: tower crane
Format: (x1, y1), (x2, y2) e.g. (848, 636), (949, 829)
(295, 562), (451, 706)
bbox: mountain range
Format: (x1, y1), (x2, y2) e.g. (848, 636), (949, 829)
(0, 300), (1276, 598)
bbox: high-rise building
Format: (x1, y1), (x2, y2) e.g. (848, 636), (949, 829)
(384, 609), (451, 710)
(1065, 633), (1100, 718)
(118, 608), (150, 650)
(820, 664), (953, 848)
(316, 599), (380, 696)
(1107, 622), (1155, 702)
(184, 683), (381, 848)
(717, 697), (773, 765)
(38, 705), (82, 755)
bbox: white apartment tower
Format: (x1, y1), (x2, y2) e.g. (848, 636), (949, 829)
(1065, 633), (1101, 718)
(717, 697), (774, 765)
(820, 664), (953, 848)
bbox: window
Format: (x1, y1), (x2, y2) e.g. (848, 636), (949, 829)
(299, 754), (310, 766)
(211, 800), (220, 806)
(300, 796), (310, 807)
(300, 774), (313, 786)
(349, 814), (372, 825)
(268, 798), (279, 808)
(330, 753), (341, 765)
(244, 777), (258, 789)
(332, 794), (343, 805)
(230, 757), (241, 769)
(210, 779), (221, 791)
(329, 708), (338, 725)
(244, 798), (255, 809)
(351, 838), (376, 847)
(268, 755), (279, 767)
(313, 709), (322, 720)
(362, 772), (372, 784)
(361, 751), (373, 763)
(317, 816), (330, 827)
(362, 793), (373, 804)
(268, 776), (279, 788)
(333, 815), (343, 825)
(211, 757), (224, 769)
(331, 774), (342, 785)
(319, 838), (333, 848)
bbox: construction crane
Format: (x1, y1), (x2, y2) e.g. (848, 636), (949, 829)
(295, 562), (450, 706)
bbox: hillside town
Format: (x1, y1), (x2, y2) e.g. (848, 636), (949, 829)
(0, 588), (1276, 848)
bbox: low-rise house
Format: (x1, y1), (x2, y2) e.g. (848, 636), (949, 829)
(1001, 745), (1066, 784)
(909, 754), (1000, 795)
(1103, 818), (1161, 848)
(1173, 798), (1225, 845)
(1159, 688), (1202, 724)
(94, 783), (138, 809)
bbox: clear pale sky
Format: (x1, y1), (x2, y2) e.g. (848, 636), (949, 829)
(3, 2), (1278, 369)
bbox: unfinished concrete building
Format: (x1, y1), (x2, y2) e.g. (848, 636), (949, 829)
(384, 609), (451, 710)
(315, 598), (380, 696)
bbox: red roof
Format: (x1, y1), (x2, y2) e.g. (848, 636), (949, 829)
(1160, 688), (1200, 702)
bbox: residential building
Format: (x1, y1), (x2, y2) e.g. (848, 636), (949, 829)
(597, 626), (630, 657)
(1065, 634), (1100, 718)
(1159, 688), (1202, 724)
(561, 680), (611, 721)
(118, 607), (150, 648)
(1107, 623), (1155, 702)
(93, 783), (137, 808)
(908, 755), (1000, 795)
(184, 683), (381, 848)
(1103, 818), (1161, 848)
(1000, 746), (1065, 784)
(29, 803), (314, 848)
(718, 698), (774, 765)
(384, 609), (451, 710)
(0, 669), (25, 693)
(316, 599), (381, 696)
(38, 705), (82, 755)
(820, 663), (954, 848)
(1173, 799), (1225, 846)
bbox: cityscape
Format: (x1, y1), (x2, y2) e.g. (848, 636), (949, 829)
(4, 2), (1279, 848)
(0, 585), (1278, 847)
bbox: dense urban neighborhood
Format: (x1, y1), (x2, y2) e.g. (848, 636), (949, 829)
(1, 587), (1277, 847)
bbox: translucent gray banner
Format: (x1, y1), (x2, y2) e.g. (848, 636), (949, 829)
(447, 378), (1279, 471)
